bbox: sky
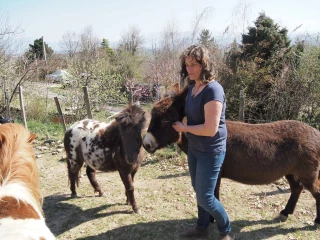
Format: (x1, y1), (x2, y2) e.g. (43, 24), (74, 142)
(1, 0), (319, 52)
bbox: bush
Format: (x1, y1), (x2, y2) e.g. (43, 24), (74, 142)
(25, 96), (54, 122)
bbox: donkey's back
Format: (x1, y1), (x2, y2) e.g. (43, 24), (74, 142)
(223, 120), (320, 185)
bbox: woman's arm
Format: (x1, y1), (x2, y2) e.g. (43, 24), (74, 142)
(172, 100), (222, 137)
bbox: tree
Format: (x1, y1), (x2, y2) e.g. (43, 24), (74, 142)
(119, 26), (144, 55)
(59, 31), (79, 58)
(0, 12), (38, 115)
(220, 12), (304, 121)
(59, 26), (128, 118)
(101, 38), (115, 57)
(241, 12), (291, 71)
(26, 37), (53, 62)
(190, 7), (212, 44)
(295, 39), (320, 124)
(145, 19), (187, 92)
(197, 29), (215, 48)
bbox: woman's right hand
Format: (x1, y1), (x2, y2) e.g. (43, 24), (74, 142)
(172, 121), (185, 132)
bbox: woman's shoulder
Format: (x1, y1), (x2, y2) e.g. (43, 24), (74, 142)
(206, 80), (223, 90)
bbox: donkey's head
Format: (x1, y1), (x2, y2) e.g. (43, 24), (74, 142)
(115, 104), (146, 164)
(143, 83), (188, 153)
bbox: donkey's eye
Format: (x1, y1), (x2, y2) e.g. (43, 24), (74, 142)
(162, 119), (171, 123)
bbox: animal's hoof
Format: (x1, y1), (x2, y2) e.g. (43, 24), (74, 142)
(99, 192), (106, 197)
(134, 209), (142, 214)
(279, 214), (288, 222)
(71, 194), (77, 198)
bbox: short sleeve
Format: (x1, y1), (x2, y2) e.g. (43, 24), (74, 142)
(203, 82), (225, 105)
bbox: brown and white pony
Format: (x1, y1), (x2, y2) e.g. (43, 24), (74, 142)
(64, 104), (146, 213)
(143, 83), (320, 227)
(0, 123), (55, 240)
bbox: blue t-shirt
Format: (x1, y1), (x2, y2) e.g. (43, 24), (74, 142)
(185, 80), (227, 153)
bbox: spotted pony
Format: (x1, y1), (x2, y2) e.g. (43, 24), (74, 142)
(64, 104), (146, 213)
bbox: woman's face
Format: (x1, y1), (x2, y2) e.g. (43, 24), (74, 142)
(185, 56), (202, 81)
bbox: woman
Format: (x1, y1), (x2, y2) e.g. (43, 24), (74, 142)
(172, 45), (235, 240)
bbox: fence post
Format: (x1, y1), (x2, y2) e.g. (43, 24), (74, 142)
(18, 85), (28, 130)
(83, 86), (93, 119)
(5, 89), (10, 118)
(54, 97), (67, 132)
(239, 89), (245, 122)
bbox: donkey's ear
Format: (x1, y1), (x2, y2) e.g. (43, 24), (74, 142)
(134, 101), (140, 106)
(172, 83), (180, 92)
(28, 133), (37, 143)
(115, 112), (127, 123)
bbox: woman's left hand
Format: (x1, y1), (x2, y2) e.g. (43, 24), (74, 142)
(172, 121), (185, 132)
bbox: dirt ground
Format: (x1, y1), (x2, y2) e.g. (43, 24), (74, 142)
(34, 140), (320, 240)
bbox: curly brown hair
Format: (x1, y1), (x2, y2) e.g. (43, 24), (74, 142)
(180, 45), (216, 84)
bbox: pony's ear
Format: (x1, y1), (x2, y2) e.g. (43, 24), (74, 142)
(28, 133), (37, 143)
(172, 83), (180, 92)
(0, 133), (5, 147)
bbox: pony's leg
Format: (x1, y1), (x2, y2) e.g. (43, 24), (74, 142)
(67, 159), (83, 198)
(280, 174), (303, 221)
(131, 169), (138, 184)
(126, 169), (140, 205)
(119, 171), (140, 214)
(86, 166), (104, 196)
(128, 170), (138, 204)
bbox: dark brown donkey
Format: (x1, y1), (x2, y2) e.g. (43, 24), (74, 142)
(64, 104), (146, 213)
(143, 83), (320, 226)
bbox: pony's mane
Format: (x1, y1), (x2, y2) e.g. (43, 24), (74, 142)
(0, 124), (41, 211)
(115, 104), (146, 127)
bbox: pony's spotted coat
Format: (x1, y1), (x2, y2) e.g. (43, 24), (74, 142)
(67, 119), (112, 172)
(64, 104), (146, 213)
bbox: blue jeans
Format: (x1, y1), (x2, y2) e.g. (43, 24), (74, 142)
(188, 148), (231, 234)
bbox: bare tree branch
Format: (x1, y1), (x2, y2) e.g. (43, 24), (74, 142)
(190, 7), (213, 44)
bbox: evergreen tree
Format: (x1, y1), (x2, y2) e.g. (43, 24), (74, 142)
(198, 29), (215, 48)
(226, 39), (241, 73)
(220, 12), (304, 121)
(241, 12), (290, 70)
(26, 37), (53, 62)
(101, 38), (115, 57)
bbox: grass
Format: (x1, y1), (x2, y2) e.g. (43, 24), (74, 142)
(11, 88), (319, 239)
(34, 135), (320, 239)
(26, 120), (66, 140)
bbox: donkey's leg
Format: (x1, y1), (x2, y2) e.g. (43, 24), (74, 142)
(67, 159), (83, 198)
(301, 176), (320, 227)
(86, 166), (104, 196)
(119, 171), (140, 214)
(280, 174), (303, 221)
(209, 174), (222, 223)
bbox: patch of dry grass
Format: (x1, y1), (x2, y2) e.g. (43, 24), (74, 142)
(36, 145), (320, 240)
